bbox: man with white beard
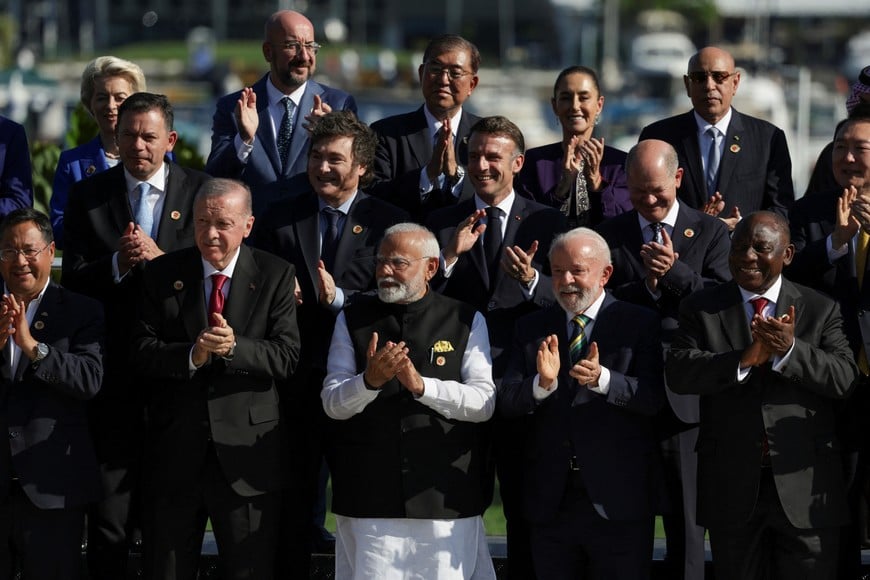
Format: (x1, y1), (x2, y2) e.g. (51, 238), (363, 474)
(321, 222), (497, 580)
(499, 227), (666, 579)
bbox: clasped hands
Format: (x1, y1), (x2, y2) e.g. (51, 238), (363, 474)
(557, 135), (604, 195)
(0, 294), (37, 357)
(741, 305), (796, 369)
(703, 192), (742, 231)
(640, 227), (678, 292)
(363, 331), (425, 396)
(192, 312), (235, 367)
(118, 221), (163, 274)
(426, 116), (460, 185)
(536, 334), (601, 391)
(832, 186), (870, 249)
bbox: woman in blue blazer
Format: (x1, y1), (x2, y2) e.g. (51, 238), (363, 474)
(50, 56), (146, 248)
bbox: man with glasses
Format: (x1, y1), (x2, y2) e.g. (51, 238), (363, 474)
(370, 34), (481, 221)
(0, 208), (104, 580)
(207, 10), (357, 218)
(640, 46), (794, 234)
(322, 222), (497, 579)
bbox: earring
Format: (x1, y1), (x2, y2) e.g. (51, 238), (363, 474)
(595, 115), (600, 126)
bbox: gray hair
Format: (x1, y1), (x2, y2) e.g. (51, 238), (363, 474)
(549, 227), (612, 265)
(383, 223), (440, 258)
(195, 178), (253, 216)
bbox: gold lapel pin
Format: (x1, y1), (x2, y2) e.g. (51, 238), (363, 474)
(170, 211), (181, 220)
(173, 280), (184, 291)
(33, 320), (45, 330)
(352, 225), (363, 234)
(435, 356), (446, 367)
(730, 144), (741, 153)
(684, 228), (695, 238)
(85, 165), (96, 176)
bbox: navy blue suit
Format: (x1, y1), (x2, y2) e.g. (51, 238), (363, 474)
(500, 294), (665, 578)
(0, 116), (33, 217)
(206, 75), (357, 217)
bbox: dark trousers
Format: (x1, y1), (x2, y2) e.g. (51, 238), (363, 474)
(0, 481), (86, 580)
(709, 468), (840, 580)
(529, 478), (654, 580)
(660, 426), (707, 580)
(142, 446), (281, 580)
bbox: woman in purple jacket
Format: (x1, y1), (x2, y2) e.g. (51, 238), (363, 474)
(50, 56), (146, 248)
(518, 65), (631, 228)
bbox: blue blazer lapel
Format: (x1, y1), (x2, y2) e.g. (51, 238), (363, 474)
(252, 77), (282, 177)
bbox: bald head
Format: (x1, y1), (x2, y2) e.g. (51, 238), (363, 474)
(262, 10), (317, 93)
(684, 46), (741, 124)
(626, 140), (683, 222)
(265, 10), (313, 40)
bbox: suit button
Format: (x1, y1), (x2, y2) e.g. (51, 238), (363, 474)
(8, 431), (17, 439)
(487, 300), (496, 311)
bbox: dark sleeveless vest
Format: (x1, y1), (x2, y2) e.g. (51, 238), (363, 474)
(327, 290), (489, 519)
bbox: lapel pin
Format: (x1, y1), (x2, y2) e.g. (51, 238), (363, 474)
(352, 225), (363, 234)
(86, 165), (96, 176)
(170, 210), (181, 220)
(33, 320), (45, 330)
(514, 215), (521, 221)
(730, 144), (740, 153)
(683, 228), (695, 238)
(435, 356), (446, 367)
(173, 280), (184, 291)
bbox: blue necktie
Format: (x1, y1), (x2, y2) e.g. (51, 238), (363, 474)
(134, 182), (154, 238)
(650, 222), (664, 245)
(706, 127), (722, 196)
(277, 97), (295, 170)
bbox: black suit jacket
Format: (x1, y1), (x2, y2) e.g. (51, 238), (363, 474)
(425, 195), (567, 379)
(666, 279), (857, 529)
(597, 203), (732, 424)
(131, 245), (300, 497)
(370, 106), (480, 220)
(253, 190), (409, 372)
(639, 109), (794, 217)
(60, 163), (208, 401)
(499, 294), (665, 524)
(0, 283), (104, 509)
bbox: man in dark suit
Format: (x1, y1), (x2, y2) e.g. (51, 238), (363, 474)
(61, 92), (210, 580)
(252, 111), (407, 571)
(132, 178), (300, 580)
(0, 208), (103, 580)
(666, 211), (858, 579)
(370, 34), (481, 221)
(787, 108), (870, 578)
(425, 116), (566, 580)
(596, 139), (731, 580)
(0, 116), (32, 218)
(206, 10), (357, 217)
(639, 46), (794, 229)
(499, 227), (665, 579)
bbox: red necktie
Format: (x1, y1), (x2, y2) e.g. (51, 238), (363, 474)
(208, 273), (228, 325)
(750, 296), (771, 464)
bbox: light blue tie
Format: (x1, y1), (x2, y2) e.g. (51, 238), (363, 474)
(706, 127), (722, 196)
(277, 96), (295, 169)
(134, 182), (154, 238)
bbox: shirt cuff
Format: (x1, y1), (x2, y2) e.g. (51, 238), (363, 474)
(827, 233), (849, 262)
(588, 366), (610, 395)
(112, 252), (129, 283)
(520, 269), (540, 297)
(771, 339), (796, 372)
(235, 134), (254, 163)
(419, 168), (442, 200)
(532, 374), (557, 400)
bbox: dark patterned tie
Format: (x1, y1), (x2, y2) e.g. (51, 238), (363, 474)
(484, 206), (503, 285)
(208, 273), (228, 325)
(277, 96), (295, 170)
(569, 314), (591, 365)
(650, 222), (664, 245)
(321, 207), (342, 272)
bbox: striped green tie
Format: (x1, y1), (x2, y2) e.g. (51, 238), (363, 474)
(570, 314), (591, 364)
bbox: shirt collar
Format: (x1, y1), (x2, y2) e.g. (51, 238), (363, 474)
(636, 200), (680, 232)
(267, 78), (308, 108)
(201, 246), (243, 280)
(474, 192), (515, 215)
(124, 164), (168, 194)
(318, 191), (358, 215)
(738, 275), (783, 307)
(693, 108), (732, 136)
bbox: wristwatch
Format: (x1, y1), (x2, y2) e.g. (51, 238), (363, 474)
(32, 342), (49, 363)
(448, 166), (465, 187)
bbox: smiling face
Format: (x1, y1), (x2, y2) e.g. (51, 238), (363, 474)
(376, 232), (438, 304)
(263, 11), (317, 93)
(551, 71), (603, 141)
(0, 220), (54, 302)
(684, 47), (740, 124)
(308, 135), (366, 207)
(833, 118), (870, 193)
(466, 132), (523, 205)
(627, 140), (681, 222)
(418, 49), (479, 119)
(550, 236), (612, 315)
(117, 108), (177, 181)
(90, 75), (134, 141)
(729, 213), (793, 294)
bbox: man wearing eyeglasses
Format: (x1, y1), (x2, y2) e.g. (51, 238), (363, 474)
(639, 46), (794, 234)
(0, 208), (104, 580)
(207, 10), (357, 218)
(322, 222), (497, 579)
(370, 34), (481, 222)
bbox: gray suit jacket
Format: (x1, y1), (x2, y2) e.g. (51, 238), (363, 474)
(666, 278), (857, 529)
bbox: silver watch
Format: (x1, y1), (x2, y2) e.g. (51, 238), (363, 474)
(33, 342), (49, 363)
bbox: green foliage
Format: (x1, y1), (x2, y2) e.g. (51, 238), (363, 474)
(173, 135), (205, 170)
(30, 141), (61, 217)
(66, 104), (99, 149)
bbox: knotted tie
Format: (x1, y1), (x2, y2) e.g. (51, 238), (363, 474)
(208, 273), (228, 325)
(569, 313), (591, 365)
(277, 96), (296, 169)
(320, 207), (342, 272)
(484, 206), (503, 284)
(750, 296), (771, 463)
(134, 182), (154, 238)
(706, 127), (722, 196)
(650, 222), (664, 245)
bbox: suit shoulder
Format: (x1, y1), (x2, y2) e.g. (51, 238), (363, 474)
(248, 245), (295, 273)
(639, 113), (689, 138)
(355, 195), (411, 222)
(371, 109), (423, 136)
(54, 284), (105, 315)
(595, 211), (636, 238)
(602, 295), (660, 323)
